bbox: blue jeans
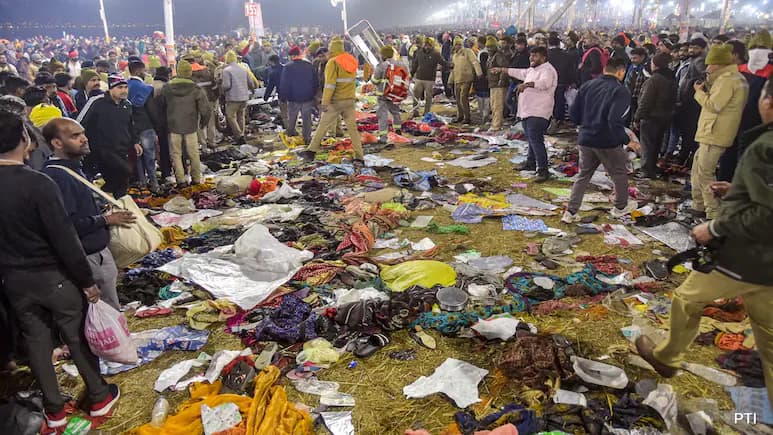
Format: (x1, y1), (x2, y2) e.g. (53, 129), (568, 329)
(136, 129), (157, 187)
(523, 117), (549, 171)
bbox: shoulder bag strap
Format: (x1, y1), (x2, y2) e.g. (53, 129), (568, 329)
(47, 164), (123, 208)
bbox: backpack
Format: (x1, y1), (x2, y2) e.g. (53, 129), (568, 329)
(383, 62), (410, 103)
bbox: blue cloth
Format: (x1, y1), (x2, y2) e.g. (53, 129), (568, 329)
(279, 59), (318, 103)
(502, 215), (549, 232)
(570, 75), (632, 149)
(523, 116), (550, 170)
(127, 77), (155, 132)
(264, 63), (284, 100)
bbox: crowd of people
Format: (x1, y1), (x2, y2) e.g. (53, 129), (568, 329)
(0, 22), (772, 430)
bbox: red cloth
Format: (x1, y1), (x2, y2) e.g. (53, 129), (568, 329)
(57, 90), (77, 114)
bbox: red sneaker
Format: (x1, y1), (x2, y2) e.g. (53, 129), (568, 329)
(90, 384), (120, 417)
(45, 409), (67, 429)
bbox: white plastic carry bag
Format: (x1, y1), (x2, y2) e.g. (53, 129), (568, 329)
(85, 300), (138, 364)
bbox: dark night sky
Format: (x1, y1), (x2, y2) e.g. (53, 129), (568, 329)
(0, 0), (442, 35)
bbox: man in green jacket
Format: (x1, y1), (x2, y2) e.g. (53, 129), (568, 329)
(637, 78), (773, 407)
(155, 60), (210, 187)
(690, 44), (749, 219)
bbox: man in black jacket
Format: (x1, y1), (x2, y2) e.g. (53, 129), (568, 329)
(507, 38), (530, 117)
(547, 36), (578, 133)
(41, 117), (136, 311)
(634, 53), (675, 179)
(77, 74), (142, 197)
(411, 38), (447, 118)
(563, 57), (638, 223)
(0, 112), (119, 430)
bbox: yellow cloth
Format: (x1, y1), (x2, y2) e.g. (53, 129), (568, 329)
(29, 104), (62, 128)
(186, 299), (239, 330)
(458, 193), (510, 209)
(159, 226), (187, 249)
(131, 367), (312, 435)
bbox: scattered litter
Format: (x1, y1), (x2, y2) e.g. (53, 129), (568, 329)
(321, 411), (355, 435)
(410, 215), (434, 228)
(403, 358), (489, 408)
(502, 215), (549, 232)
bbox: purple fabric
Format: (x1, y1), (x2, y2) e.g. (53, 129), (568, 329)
(253, 294), (317, 343)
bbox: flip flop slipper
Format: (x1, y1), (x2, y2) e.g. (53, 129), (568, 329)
(286, 369), (315, 380)
(254, 342), (278, 370)
(410, 326), (436, 350)
(645, 261), (669, 280)
(354, 333), (390, 358)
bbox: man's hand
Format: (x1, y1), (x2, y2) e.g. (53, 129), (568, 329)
(134, 143), (143, 156)
(516, 82), (533, 93)
(104, 210), (136, 226)
(693, 81), (705, 93)
(83, 285), (100, 303)
(709, 181), (731, 198)
(489, 67), (502, 74)
(692, 222), (714, 245)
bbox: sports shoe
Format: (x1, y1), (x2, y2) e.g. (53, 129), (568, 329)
(561, 210), (581, 224)
(90, 384), (120, 417)
(514, 161), (536, 171)
(610, 200), (639, 218)
(45, 409), (67, 429)
(534, 169), (550, 183)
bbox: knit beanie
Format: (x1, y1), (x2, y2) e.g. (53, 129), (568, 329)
(453, 36), (463, 46)
(224, 50), (238, 64)
(425, 37), (436, 47)
(54, 72), (72, 88)
(485, 36), (497, 49)
(329, 37), (344, 55)
(176, 60), (193, 78)
(201, 52), (214, 63)
(380, 45), (394, 59)
(705, 44), (734, 65)
(48, 58), (65, 73)
(308, 40), (321, 56)
(749, 30), (772, 49)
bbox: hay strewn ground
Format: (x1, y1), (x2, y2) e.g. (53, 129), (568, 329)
(1, 102), (738, 434)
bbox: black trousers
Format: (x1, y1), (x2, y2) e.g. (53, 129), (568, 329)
(2, 269), (108, 413)
(639, 118), (669, 177)
(441, 69), (452, 98)
(156, 127), (172, 179)
(0, 284), (18, 366)
(98, 152), (130, 198)
(553, 84), (567, 121)
(676, 104), (700, 166)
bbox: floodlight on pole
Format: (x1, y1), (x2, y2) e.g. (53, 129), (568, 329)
(163, 0), (176, 69)
(330, 0), (349, 35)
(98, 0), (110, 43)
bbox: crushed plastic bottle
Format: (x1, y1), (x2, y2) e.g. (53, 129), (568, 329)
(681, 362), (738, 386)
(150, 396), (169, 427)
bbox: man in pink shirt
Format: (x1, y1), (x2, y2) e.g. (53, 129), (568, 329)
(491, 46), (558, 182)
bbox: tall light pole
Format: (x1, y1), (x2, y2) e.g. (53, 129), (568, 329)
(331, 0), (349, 35)
(163, 0), (176, 69)
(98, 0), (110, 43)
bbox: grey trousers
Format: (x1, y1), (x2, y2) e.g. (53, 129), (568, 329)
(377, 98), (402, 135)
(287, 100), (315, 144)
(568, 145), (629, 213)
(413, 79), (435, 115)
(2, 268), (109, 413)
(87, 247), (119, 311)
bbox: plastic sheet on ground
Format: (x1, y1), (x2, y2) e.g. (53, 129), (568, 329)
(100, 326), (209, 375)
(506, 193), (558, 210)
(292, 377), (340, 396)
(380, 260), (457, 292)
(321, 411), (354, 435)
(163, 196), (197, 214)
(601, 224), (644, 246)
(639, 222), (696, 252)
(201, 402), (242, 435)
(458, 133), (509, 145)
(553, 389), (588, 406)
(334, 287), (388, 306)
(471, 315), (536, 340)
(467, 256), (513, 274)
(154, 358), (206, 392)
(201, 204), (304, 228)
(364, 154), (394, 167)
(260, 182), (301, 202)
(643, 384), (678, 429)
(151, 210), (223, 230)
(403, 358), (489, 408)
(541, 187), (573, 198)
(446, 155), (498, 168)
(158, 224), (313, 309)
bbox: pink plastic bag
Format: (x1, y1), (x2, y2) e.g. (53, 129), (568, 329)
(84, 300), (138, 364)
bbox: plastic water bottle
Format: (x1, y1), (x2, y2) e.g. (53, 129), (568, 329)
(681, 362), (738, 386)
(150, 396), (169, 427)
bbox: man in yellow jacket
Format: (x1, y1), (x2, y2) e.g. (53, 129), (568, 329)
(300, 37), (363, 163)
(450, 36), (483, 124)
(690, 44), (749, 219)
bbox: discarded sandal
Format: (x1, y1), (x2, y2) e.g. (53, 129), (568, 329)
(410, 326), (436, 350)
(254, 342), (278, 370)
(353, 333), (390, 358)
